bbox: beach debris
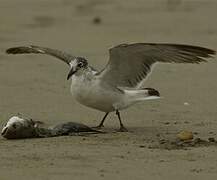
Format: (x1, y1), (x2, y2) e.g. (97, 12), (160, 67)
(177, 130), (193, 141)
(163, 122), (170, 125)
(208, 137), (216, 142)
(1, 115), (102, 139)
(148, 137), (217, 150)
(184, 102), (190, 106)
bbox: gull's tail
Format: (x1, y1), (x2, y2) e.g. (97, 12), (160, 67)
(140, 88), (160, 100)
(123, 87), (160, 102)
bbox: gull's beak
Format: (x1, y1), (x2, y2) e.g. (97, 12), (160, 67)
(67, 67), (77, 80)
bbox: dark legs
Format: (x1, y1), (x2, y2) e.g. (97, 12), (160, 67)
(95, 112), (109, 128)
(116, 110), (128, 132)
(94, 111), (128, 132)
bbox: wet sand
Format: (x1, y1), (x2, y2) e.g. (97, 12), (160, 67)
(0, 0), (217, 179)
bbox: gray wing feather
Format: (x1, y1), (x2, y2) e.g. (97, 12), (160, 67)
(6, 45), (75, 65)
(98, 43), (215, 88)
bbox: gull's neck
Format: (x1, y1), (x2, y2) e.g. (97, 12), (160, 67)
(74, 66), (96, 80)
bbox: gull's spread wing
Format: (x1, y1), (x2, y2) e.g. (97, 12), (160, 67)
(97, 43), (215, 88)
(6, 45), (75, 65)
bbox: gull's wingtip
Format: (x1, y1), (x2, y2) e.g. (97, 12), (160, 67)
(5, 46), (43, 55)
(5, 46), (29, 54)
(212, 49), (216, 56)
(5, 47), (15, 54)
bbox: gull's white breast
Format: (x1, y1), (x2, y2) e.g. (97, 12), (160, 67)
(70, 74), (124, 112)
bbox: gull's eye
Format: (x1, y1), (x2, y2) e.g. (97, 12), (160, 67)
(78, 62), (83, 68)
(12, 124), (17, 129)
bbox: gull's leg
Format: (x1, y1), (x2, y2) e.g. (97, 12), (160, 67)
(94, 112), (109, 129)
(116, 110), (128, 132)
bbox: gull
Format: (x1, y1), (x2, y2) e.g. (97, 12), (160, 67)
(6, 43), (215, 131)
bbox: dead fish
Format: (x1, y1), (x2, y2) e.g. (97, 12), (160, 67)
(1, 116), (102, 139)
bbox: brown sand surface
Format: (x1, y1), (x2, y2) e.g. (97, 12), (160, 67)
(0, 0), (217, 179)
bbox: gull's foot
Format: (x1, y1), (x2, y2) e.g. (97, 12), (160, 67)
(118, 126), (128, 132)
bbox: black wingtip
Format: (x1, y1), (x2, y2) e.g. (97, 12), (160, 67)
(6, 48), (15, 54)
(5, 46), (41, 55)
(143, 88), (160, 97)
(135, 43), (216, 55)
(177, 44), (216, 57)
(5, 47), (27, 54)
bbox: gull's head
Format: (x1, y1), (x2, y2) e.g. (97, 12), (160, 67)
(67, 57), (88, 80)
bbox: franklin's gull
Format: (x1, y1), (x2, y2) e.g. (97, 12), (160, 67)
(6, 43), (216, 131)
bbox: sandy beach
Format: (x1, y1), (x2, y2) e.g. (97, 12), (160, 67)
(0, 0), (217, 179)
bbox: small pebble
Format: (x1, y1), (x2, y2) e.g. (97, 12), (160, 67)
(92, 17), (101, 24)
(139, 145), (146, 148)
(208, 137), (215, 142)
(159, 139), (166, 144)
(177, 130), (193, 141)
(194, 138), (203, 143)
(184, 102), (190, 106)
